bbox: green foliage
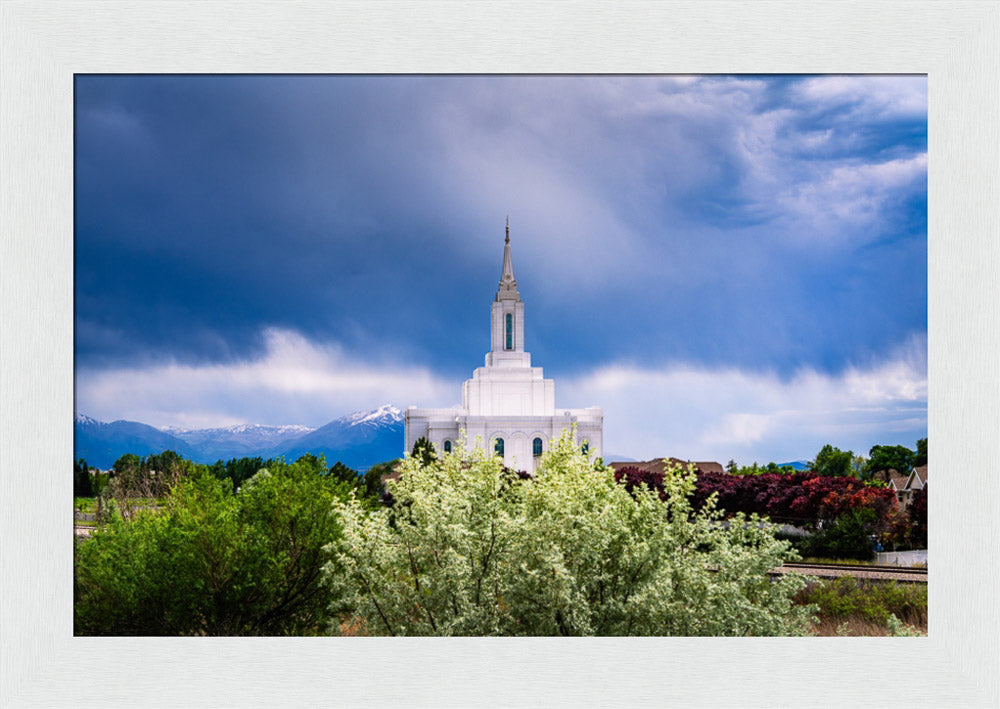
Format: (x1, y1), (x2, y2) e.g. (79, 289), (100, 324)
(112, 452), (141, 474)
(913, 438), (927, 467)
(74, 497), (97, 514)
(327, 460), (386, 507)
(362, 459), (400, 500)
(801, 508), (878, 561)
(887, 614), (926, 636)
(797, 576), (926, 627)
(813, 444), (854, 477)
(74, 458), (93, 497)
(329, 460), (358, 484)
(210, 456), (269, 492)
(90, 470), (110, 497)
(326, 432), (813, 636)
(866, 444), (915, 479)
(75, 454), (353, 635)
(410, 436), (438, 467)
(730, 461), (796, 476)
(105, 450), (196, 514)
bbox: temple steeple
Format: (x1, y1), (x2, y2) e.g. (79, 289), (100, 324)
(497, 216), (519, 301)
(489, 218), (525, 360)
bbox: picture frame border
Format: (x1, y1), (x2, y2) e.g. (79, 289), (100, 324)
(2, 2), (997, 707)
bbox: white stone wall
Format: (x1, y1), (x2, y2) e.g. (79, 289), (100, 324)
(462, 365), (555, 416)
(404, 406), (603, 474)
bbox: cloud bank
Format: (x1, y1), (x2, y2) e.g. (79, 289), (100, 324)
(77, 327), (926, 465)
(75, 328), (457, 430)
(562, 333), (927, 464)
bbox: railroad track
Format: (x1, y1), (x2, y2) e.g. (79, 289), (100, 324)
(774, 562), (927, 583)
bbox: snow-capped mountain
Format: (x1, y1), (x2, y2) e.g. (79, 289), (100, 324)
(74, 405), (405, 471)
(341, 404), (402, 428)
(161, 423), (316, 461)
(273, 405), (403, 470)
(75, 416), (197, 467)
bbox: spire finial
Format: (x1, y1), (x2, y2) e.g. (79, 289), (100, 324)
(505, 215), (509, 243)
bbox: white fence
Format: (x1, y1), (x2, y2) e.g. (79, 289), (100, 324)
(876, 549), (927, 567)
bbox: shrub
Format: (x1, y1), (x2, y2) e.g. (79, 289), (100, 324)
(75, 455), (352, 635)
(687, 471), (898, 529)
(326, 432), (813, 636)
(797, 577), (926, 627)
(908, 486), (927, 548)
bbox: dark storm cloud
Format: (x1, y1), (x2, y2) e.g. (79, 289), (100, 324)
(75, 75), (926, 460)
(76, 76), (494, 371)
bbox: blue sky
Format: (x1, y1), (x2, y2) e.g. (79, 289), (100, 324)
(74, 75), (927, 464)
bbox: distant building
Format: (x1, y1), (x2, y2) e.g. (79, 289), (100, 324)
(882, 464), (928, 508)
(404, 221), (603, 474)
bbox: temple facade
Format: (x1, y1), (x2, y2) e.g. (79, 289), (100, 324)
(404, 221), (603, 473)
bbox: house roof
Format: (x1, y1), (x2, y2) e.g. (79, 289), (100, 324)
(887, 469), (909, 490)
(609, 458), (723, 475)
(907, 464), (928, 490)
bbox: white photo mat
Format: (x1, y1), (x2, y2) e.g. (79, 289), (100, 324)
(1, 2), (997, 707)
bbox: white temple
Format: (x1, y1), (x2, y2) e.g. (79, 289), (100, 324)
(404, 220), (603, 473)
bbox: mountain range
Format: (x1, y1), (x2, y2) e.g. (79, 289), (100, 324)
(75, 405), (787, 473)
(74, 404), (405, 471)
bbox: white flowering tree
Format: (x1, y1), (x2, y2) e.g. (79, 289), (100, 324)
(325, 431), (813, 636)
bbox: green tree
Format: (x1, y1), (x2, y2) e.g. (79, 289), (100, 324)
(74, 457), (93, 497)
(329, 460), (358, 484)
(361, 459), (400, 501)
(75, 454), (352, 635)
(800, 508), (878, 561)
(326, 432), (813, 636)
(111, 453), (141, 475)
(215, 456), (269, 492)
(410, 436), (438, 467)
(813, 444), (854, 477)
(866, 445), (915, 479)
(913, 438), (927, 467)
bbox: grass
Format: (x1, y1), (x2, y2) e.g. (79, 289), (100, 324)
(795, 576), (927, 636)
(796, 556), (874, 566)
(810, 616), (924, 637)
(74, 497), (98, 514)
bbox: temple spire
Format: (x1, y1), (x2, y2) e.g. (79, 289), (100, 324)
(497, 217), (518, 299)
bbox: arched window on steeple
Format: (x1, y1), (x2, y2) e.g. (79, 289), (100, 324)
(505, 313), (513, 350)
(443, 440), (452, 454)
(494, 437), (504, 457)
(533, 437), (543, 457)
